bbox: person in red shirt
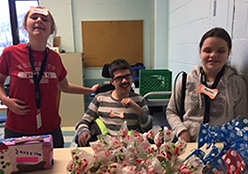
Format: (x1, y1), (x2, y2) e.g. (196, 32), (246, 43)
(0, 6), (99, 148)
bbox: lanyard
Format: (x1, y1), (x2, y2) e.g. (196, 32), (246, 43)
(200, 66), (225, 123)
(28, 44), (49, 109)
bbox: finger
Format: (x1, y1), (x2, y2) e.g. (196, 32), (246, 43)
(79, 140), (83, 147)
(14, 111), (26, 115)
(16, 99), (26, 105)
(82, 138), (87, 147)
(92, 84), (100, 90)
(86, 134), (91, 142)
(82, 135), (90, 146)
(121, 99), (127, 104)
(84, 135), (90, 145)
(22, 105), (31, 110)
(16, 106), (31, 114)
(80, 139), (85, 147)
(79, 136), (85, 147)
(122, 101), (130, 107)
(15, 110), (30, 115)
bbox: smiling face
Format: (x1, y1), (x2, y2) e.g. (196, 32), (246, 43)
(200, 37), (230, 74)
(111, 69), (133, 96)
(24, 7), (55, 40)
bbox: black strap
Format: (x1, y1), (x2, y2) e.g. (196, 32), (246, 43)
(174, 71), (187, 121)
(201, 67), (225, 123)
(180, 72), (187, 121)
(28, 44), (49, 109)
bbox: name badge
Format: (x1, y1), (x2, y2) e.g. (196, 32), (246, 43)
(197, 84), (219, 99)
(110, 110), (125, 119)
(36, 109), (42, 129)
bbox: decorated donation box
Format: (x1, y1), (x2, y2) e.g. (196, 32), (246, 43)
(0, 134), (53, 173)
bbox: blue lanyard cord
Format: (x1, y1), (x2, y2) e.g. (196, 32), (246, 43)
(28, 43), (49, 109)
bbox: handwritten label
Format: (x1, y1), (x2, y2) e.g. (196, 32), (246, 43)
(197, 84), (218, 99)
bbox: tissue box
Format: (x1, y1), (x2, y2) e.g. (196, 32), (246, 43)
(0, 134), (53, 173)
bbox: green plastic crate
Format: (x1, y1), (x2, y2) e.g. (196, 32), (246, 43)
(139, 69), (172, 99)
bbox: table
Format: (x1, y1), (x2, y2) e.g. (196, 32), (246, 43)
(28, 143), (223, 174)
(28, 147), (93, 174)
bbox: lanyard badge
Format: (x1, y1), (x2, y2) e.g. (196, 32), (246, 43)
(197, 84), (219, 99)
(36, 109), (42, 129)
(28, 44), (49, 129)
(110, 110), (125, 119)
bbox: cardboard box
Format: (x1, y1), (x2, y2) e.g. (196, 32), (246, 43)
(0, 135), (53, 173)
(53, 36), (61, 52)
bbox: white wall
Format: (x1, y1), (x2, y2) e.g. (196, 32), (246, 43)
(40, 0), (75, 52)
(231, 0), (248, 83)
(167, 0), (248, 84)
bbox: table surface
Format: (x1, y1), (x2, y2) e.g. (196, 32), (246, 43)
(28, 143), (223, 174)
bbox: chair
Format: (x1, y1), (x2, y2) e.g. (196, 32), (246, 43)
(95, 63), (137, 95)
(94, 64), (115, 95)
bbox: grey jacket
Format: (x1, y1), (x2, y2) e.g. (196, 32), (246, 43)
(166, 66), (248, 141)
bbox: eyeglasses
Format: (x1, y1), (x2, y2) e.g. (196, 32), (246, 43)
(113, 74), (133, 83)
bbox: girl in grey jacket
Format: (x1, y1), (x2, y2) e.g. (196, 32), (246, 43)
(166, 27), (248, 142)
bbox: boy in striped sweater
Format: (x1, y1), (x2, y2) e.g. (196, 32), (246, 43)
(75, 59), (153, 146)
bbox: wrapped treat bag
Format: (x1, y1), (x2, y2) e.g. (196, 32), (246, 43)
(143, 125), (162, 140)
(179, 155), (205, 174)
(67, 122), (187, 174)
(150, 127), (187, 173)
(153, 126), (175, 148)
(67, 149), (94, 174)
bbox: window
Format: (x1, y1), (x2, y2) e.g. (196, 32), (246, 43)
(16, 0), (39, 43)
(0, 0), (39, 55)
(0, 1), (12, 54)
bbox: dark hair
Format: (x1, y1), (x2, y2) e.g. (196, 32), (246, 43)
(199, 27), (232, 51)
(109, 59), (132, 78)
(23, 6), (57, 35)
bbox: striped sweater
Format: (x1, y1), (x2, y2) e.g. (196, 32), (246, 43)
(76, 90), (153, 136)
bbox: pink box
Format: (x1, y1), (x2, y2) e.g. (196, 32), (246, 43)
(0, 134), (53, 173)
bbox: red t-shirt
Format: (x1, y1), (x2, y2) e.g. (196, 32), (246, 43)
(0, 44), (67, 134)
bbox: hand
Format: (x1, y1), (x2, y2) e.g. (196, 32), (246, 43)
(121, 98), (143, 116)
(178, 130), (191, 142)
(121, 98), (136, 108)
(3, 98), (30, 115)
(91, 84), (100, 94)
(79, 133), (92, 147)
